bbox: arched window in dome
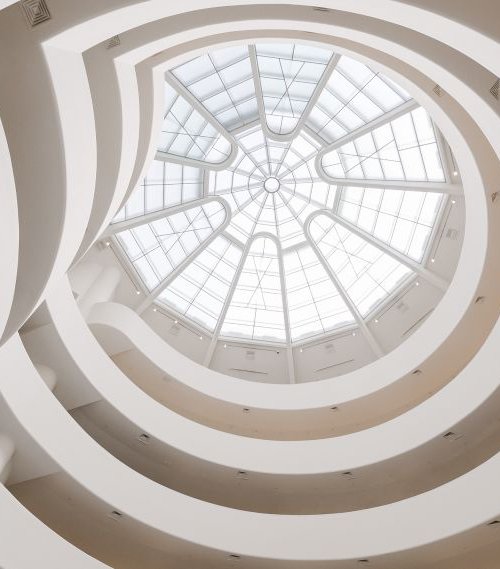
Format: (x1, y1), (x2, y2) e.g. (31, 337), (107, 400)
(220, 237), (286, 342)
(115, 200), (227, 292)
(308, 213), (413, 316)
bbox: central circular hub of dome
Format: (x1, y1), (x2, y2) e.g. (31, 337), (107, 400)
(264, 177), (280, 193)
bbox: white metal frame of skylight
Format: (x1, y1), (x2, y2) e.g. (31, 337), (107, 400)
(106, 41), (462, 373)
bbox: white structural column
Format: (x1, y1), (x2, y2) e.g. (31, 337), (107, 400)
(248, 45), (270, 138)
(136, 200), (232, 313)
(316, 99), (419, 161)
(103, 196), (226, 237)
(323, 210), (449, 291)
(291, 53), (341, 136)
(202, 237), (255, 367)
(0, 434), (14, 484)
(303, 223), (384, 358)
(275, 238), (296, 383)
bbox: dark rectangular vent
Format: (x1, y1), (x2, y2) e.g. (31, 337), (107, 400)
(433, 84), (444, 97)
(21, 0), (51, 27)
(108, 510), (123, 521)
(488, 520), (500, 526)
(490, 79), (499, 100)
(107, 35), (121, 49)
(443, 431), (463, 441)
(446, 228), (459, 240)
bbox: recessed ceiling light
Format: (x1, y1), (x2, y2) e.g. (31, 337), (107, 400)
(135, 290), (141, 295)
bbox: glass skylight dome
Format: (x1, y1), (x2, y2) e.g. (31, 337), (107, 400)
(109, 42), (457, 350)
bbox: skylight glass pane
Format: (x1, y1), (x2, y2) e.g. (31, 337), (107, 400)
(172, 47), (258, 131)
(338, 187), (444, 261)
(112, 161), (203, 223)
(256, 43), (334, 135)
(221, 237), (286, 342)
(115, 201), (227, 291)
(157, 235), (242, 331)
(158, 82), (233, 165)
(309, 214), (413, 315)
(321, 107), (445, 182)
(284, 245), (355, 341)
(307, 55), (411, 144)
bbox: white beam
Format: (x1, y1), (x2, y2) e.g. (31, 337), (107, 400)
(317, 177), (462, 195)
(284, 198), (383, 358)
(103, 196), (225, 237)
(163, 72), (238, 170)
(316, 99), (419, 162)
(290, 53), (341, 136)
(304, 232), (384, 358)
(202, 237), (254, 367)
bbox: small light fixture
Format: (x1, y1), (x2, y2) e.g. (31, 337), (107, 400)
(431, 258), (435, 263)
(199, 335), (203, 340)
(105, 241), (110, 247)
(374, 318), (379, 323)
(451, 199), (456, 204)
(453, 170), (458, 177)
(299, 347), (303, 353)
(153, 307), (157, 312)
(223, 343), (227, 348)
(174, 319), (178, 324)
(135, 290), (141, 295)
(352, 331), (356, 337)
(415, 281), (420, 287)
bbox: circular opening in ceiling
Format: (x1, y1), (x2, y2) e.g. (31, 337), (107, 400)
(111, 40), (464, 382)
(264, 177), (280, 193)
